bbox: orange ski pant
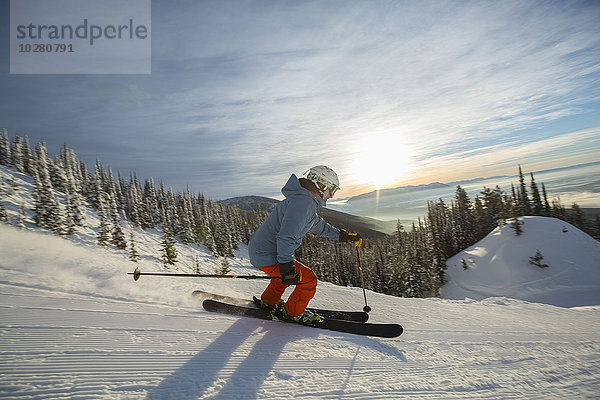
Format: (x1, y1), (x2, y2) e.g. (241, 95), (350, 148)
(257, 260), (317, 317)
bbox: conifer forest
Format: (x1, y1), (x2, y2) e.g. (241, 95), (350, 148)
(1, 130), (598, 299)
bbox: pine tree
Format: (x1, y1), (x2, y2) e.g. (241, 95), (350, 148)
(161, 228), (177, 266)
(176, 189), (195, 244)
(218, 257), (231, 274)
(126, 172), (142, 228)
(212, 205), (234, 257)
(530, 173), (543, 215)
(195, 256), (201, 274)
(567, 203), (587, 231)
(97, 196), (111, 247)
(33, 142), (64, 234)
(11, 135), (25, 173)
(529, 249), (549, 268)
(111, 220), (127, 250)
(63, 188), (77, 235)
(551, 197), (566, 220)
(511, 216), (523, 236)
(78, 160), (94, 204)
(541, 183), (551, 216)
(462, 259), (468, 270)
(92, 159), (105, 209)
(109, 193), (127, 250)
(517, 165), (531, 216)
(17, 203), (26, 229)
(142, 178), (158, 229)
(129, 231), (140, 262)
(0, 199), (8, 224)
(21, 136), (35, 176)
(453, 186), (475, 249)
(0, 128), (11, 167)
(60, 144), (85, 227)
(510, 183), (518, 217)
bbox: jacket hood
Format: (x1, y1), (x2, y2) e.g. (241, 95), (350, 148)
(281, 174), (325, 207)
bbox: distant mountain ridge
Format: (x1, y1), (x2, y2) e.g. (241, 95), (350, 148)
(221, 196), (280, 212)
(221, 195), (393, 238)
(346, 160), (600, 203)
(347, 182), (449, 202)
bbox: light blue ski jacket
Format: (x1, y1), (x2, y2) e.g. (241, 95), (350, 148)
(248, 174), (340, 267)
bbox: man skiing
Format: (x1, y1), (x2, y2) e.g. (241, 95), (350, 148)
(248, 165), (362, 325)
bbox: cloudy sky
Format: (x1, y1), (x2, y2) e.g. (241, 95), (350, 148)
(1, 0), (599, 199)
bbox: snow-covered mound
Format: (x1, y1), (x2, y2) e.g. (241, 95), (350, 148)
(442, 216), (600, 307)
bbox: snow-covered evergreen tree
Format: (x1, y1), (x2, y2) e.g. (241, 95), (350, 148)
(129, 231), (140, 262)
(517, 165), (531, 216)
(108, 190), (127, 250)
(218, 257), (231, 274)
(529, 249), (549, 268)
(10, 135), (25, 173)
(33, 142), (63, 234)
(0, 187), (8, 223)
(567, 203), (587, 232)
(511, 217), (523, 236)
(111, 219), (127, 250)
(97, 195), (111, 247)
(142, 178), (158, 229)
(160, 227), (177, 266)
(126, 172), (142, 228)
(17, 203), (26, 229)
(60, 144), (85, 227)
(0, 128), (11, 167)
(541, 183), (551, 216)
(530, 173), (543, 215)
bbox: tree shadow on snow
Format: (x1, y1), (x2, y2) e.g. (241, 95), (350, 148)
(146, 318), (406, 400)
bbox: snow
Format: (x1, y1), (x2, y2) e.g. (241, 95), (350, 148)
(1, 165), (600, 399)
(442, 216), (600, 307)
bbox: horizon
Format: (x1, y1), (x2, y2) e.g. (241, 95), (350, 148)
(1, 129), (598, 204)
(2, 1), (599, 199)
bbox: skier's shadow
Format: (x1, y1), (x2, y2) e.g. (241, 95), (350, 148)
(146, 318), (406, 400)
(146, 318), (302, 400)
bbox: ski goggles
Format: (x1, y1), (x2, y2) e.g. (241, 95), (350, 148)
(306, 171), (340, 198)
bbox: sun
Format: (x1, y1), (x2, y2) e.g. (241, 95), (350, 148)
(352, 134), (413, 189)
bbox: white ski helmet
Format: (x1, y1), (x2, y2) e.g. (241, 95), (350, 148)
(305, 165), (341, 197)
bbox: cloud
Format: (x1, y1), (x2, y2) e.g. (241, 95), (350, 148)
(410, 127), (600, 184)
(1, 0), (599, 199)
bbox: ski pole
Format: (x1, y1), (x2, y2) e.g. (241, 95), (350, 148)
(128, 267), (275, 281)
(355, 244), (371, 313)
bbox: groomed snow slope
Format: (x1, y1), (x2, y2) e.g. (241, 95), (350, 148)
(442, 216), (600, 307)
(1, 223), (599, 399)
(1, 164), (599, 399)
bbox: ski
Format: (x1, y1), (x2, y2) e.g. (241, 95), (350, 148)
(202, 299), (403, 338)
(192, 290), (369, 322)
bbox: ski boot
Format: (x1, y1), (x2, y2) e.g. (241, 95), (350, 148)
(276, 305), (324, 326)
(253, 296), (283, 312)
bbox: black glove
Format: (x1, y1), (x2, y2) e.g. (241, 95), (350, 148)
(278, 261), (300, 285)
(339, 230), (363, 247)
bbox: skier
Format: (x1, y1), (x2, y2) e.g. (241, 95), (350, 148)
(248, 165), (362, 325)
